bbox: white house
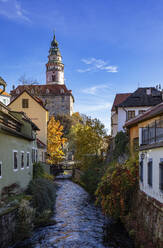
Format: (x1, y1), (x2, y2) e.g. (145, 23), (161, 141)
(111, 87), (163, 137)
(138, 107), (163, 204)
(0, 89), (10, 105)
(125, 102), (163, 203)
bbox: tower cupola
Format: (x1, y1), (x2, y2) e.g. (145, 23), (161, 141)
(46, 33), (64, 85)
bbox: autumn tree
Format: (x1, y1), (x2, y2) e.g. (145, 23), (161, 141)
(55, 112), (83, 137)
(47, 116), (67, 164)
(70, 116), (107, 170)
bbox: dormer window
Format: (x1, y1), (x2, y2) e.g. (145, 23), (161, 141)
(46, 89), (50, 94)
(16, 89), (20, 94)
(146, 88), (151, 95)
(60, 88), (64, 94)
(31, 89), (34, 94)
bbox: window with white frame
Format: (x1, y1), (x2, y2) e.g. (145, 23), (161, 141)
(127, 111), (135, 121)
(21, 152), (24, 169)
(148, 159), (153, 186)
(27, 152), (30, 168)
(32, 149), (35, 163)
(13, 151), (18, 170)
(0, 161), (2, 178)
(159, 159), (163, 191)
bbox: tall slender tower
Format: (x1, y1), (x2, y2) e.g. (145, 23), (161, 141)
(46, 34), (64, 85)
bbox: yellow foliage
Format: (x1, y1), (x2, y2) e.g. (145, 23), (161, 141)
(47, 116), (67, 164)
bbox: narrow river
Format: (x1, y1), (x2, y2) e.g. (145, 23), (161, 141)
(13, 176), (134, 248)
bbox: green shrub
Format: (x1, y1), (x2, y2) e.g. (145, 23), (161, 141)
(79, 158), (106, 196)
(26, 178), (57, 216)
(33, 162), (54, 181)
(113, 131), (129, 159)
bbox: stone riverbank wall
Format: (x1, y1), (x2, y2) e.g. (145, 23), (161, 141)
(123, 190), (163, 248)
(0, 207), (18, 248)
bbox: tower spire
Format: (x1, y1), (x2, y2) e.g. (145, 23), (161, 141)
(46, 32), (64, 85)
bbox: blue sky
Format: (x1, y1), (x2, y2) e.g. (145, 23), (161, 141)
(1, 0), (163, 133)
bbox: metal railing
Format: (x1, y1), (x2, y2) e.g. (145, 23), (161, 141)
(141, 119), (163, 145)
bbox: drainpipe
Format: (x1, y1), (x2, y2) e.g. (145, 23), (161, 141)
(122, 107), (128, 122)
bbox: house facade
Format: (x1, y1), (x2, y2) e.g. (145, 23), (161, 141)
(0, 77), (10, 105)
(10, 34), (74, 117)
(125, 102), (163, 203)
(111, 87), (162, 137)
(111, 93), (131, 137)
(8, 90), (48, 163)
(0, 89), (10, 106)
(0, 101), (38, 197)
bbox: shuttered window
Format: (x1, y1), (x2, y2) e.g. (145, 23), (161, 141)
(13, 151), (18, 170)
(148, 160), (153, 186)
(139, 161), (143, 182)
(21, 152), (24, 169)
(27, 152), (30, 168)
(159, 162), (163, 191)
(22, 99), (29, 108)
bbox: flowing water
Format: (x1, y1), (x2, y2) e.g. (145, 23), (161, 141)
(13, 173), (134, 248)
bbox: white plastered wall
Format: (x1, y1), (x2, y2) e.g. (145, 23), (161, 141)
(139, 148), (163, 203)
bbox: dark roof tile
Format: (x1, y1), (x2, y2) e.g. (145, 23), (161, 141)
(118, 87), (162, 107)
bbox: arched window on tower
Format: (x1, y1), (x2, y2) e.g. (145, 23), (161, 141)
(46, 88), (50, 94)
(52, 75), (56, 82)
(60, 88), (64, 94)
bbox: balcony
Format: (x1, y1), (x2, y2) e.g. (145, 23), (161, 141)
(140, 119), (163, 147)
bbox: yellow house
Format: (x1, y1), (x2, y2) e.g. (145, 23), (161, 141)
(125, 102), (163, 154)
(8, 90), (49, 162)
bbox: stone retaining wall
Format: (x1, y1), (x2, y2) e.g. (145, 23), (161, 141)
(124, 190), (163, 248)
(0, 207), (18, 248)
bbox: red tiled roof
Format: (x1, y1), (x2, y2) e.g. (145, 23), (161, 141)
(37, 138), (46, 149)
(125, 102), (163, 128)
(111, 93), (131, 111)
(8, 89), (48, 111)
(11, 84), (73, 97)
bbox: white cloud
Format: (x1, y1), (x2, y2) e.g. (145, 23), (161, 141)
(0, 0), (30, 22)
(82, 84), (109, 95)
(76, 68), (92, 73)
(77, 57), (118, 73)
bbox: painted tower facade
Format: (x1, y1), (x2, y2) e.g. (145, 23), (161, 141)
(46, 34), (64, 85)
(10, 33), (74, 116)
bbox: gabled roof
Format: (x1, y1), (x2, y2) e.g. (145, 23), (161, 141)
(111, 93), (131, 111)
(11, 110), (39, 130)
(8, 89), (48, 111)
(0, 102), (39, 140)
(118, 87), (162, 108)
(125, 102), (163, 128)
(10, 84), (74, 101)
(0, 89), (10, 97)
(37, 138), (46, 149)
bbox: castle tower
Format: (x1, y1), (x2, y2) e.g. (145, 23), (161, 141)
(46, 33), (64, 85)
